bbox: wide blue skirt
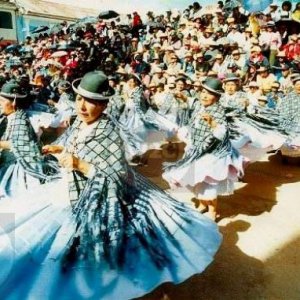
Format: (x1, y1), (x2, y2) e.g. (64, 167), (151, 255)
(0, 170), (221, 300)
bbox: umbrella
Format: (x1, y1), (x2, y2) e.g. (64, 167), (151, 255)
(50, 50), (68, 58)
(68, 16), (98, 32)
(5, 44), (21, 53)
(31, 25), (49, 34)
(50, 23), (64, 34)
(98, 10), (119, 20)
(224, 0), (241, 11)
(77, 16), (98, 24)
(275, 19), (300, 35)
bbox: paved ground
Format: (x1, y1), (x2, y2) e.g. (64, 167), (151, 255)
(135, 144), (300, 300)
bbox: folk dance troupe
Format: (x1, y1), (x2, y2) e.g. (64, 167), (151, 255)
(0, 1), (300, 298)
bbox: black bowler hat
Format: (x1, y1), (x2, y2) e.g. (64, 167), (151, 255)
(201, 77), (224, 96)
(0, 82), (27, 100)
(72, 71), (115, 101)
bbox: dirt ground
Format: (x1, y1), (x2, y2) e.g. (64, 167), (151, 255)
(135, 144), (300, 300)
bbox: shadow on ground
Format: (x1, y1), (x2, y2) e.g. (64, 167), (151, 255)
(218, 153), (300, 220)
(139, 220), (265, 300)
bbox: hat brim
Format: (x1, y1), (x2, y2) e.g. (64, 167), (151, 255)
(0, 92), (27, 99)
(72, 78), (112, 101)
(201, 83), (223, 96)
(223, 77), (240, 83)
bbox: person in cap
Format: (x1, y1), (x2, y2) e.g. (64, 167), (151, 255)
(281, 33), (298, 59)
(263, 2), (281, 22)
(258, 20), (282, 66)
(166, 53), (182, 75)
(278, 63), (293, 93)
(278, 75), (300, 125)
(114, 73), (177, 163)
(227, 24), (246, 48)
(265, 81), (284, 109)
(256, 66), (276, 94)
(246, 81), (261, 111)
(0, 81), (58, 199)
(272, 51), (289, 77)
(220, 73), (249, 110)
(230, 49), (246, 72)
(0, 70), (221, 299)
(245, 46), (269, 73)
(46, 80), (76, 128)
(163, 77), (246, 221)
(277, 75), (300, 157)
(256, 95), (269, 108)
(182, 51), (195, 77)
(212, 53), (227, 77)
(150, 67), (167, 86)
(292, 2), (300, 22)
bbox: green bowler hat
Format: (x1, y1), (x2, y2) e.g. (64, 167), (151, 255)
(201, 77), (224, 96)
(223, 73), (240, 83)
(0, 82), (27, 100)
(72, 71), (115, 101)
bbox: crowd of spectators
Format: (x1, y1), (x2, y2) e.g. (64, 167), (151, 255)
(0, 0), (300, 118)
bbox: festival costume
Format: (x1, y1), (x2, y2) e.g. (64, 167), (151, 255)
(0, 107), (59, 199)
(0, 72), (221, 299)
(114, 87), (177, 160)
(163, 100), (246, 200)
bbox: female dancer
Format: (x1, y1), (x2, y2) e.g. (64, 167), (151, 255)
(0, 81), (58, 199)
(0, 71), (221, 300)
(163, 78), (246, 221)
(115, 74), (177, 163)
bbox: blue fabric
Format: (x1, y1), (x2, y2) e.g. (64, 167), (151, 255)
(0, 114), (222, 300)
(0, 110), (59, 198)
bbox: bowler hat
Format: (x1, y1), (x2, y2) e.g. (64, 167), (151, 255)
(201, 77), (224, 96)
(72, 71), (115, 101)
(223, 73), (240, 82)
(0, 82), (27, 100)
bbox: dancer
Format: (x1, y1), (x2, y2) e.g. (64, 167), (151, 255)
(114, 74), (177, 163)
(163, 78), (246, 220)
(0, 81), (59, 199)
(0, 71), (221, 300)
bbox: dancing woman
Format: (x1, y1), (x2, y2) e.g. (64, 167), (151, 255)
(113, 74), (177, 163)
(163, 78), (246, 221)
(0, 81), (58, 199)
(0, 71), (221, 300)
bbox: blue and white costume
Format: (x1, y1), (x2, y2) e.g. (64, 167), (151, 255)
(0, 109), (59, 199)
(0, 115), (222, 300)
(163, 101), (246, 200)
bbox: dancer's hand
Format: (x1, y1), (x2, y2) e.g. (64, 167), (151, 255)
(0, 141), (10, 150)
(42, 145), (64, 154)
(58, 152), (79, 171)
(202, 113), (217, 129)
(58, 152), (91, 175)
